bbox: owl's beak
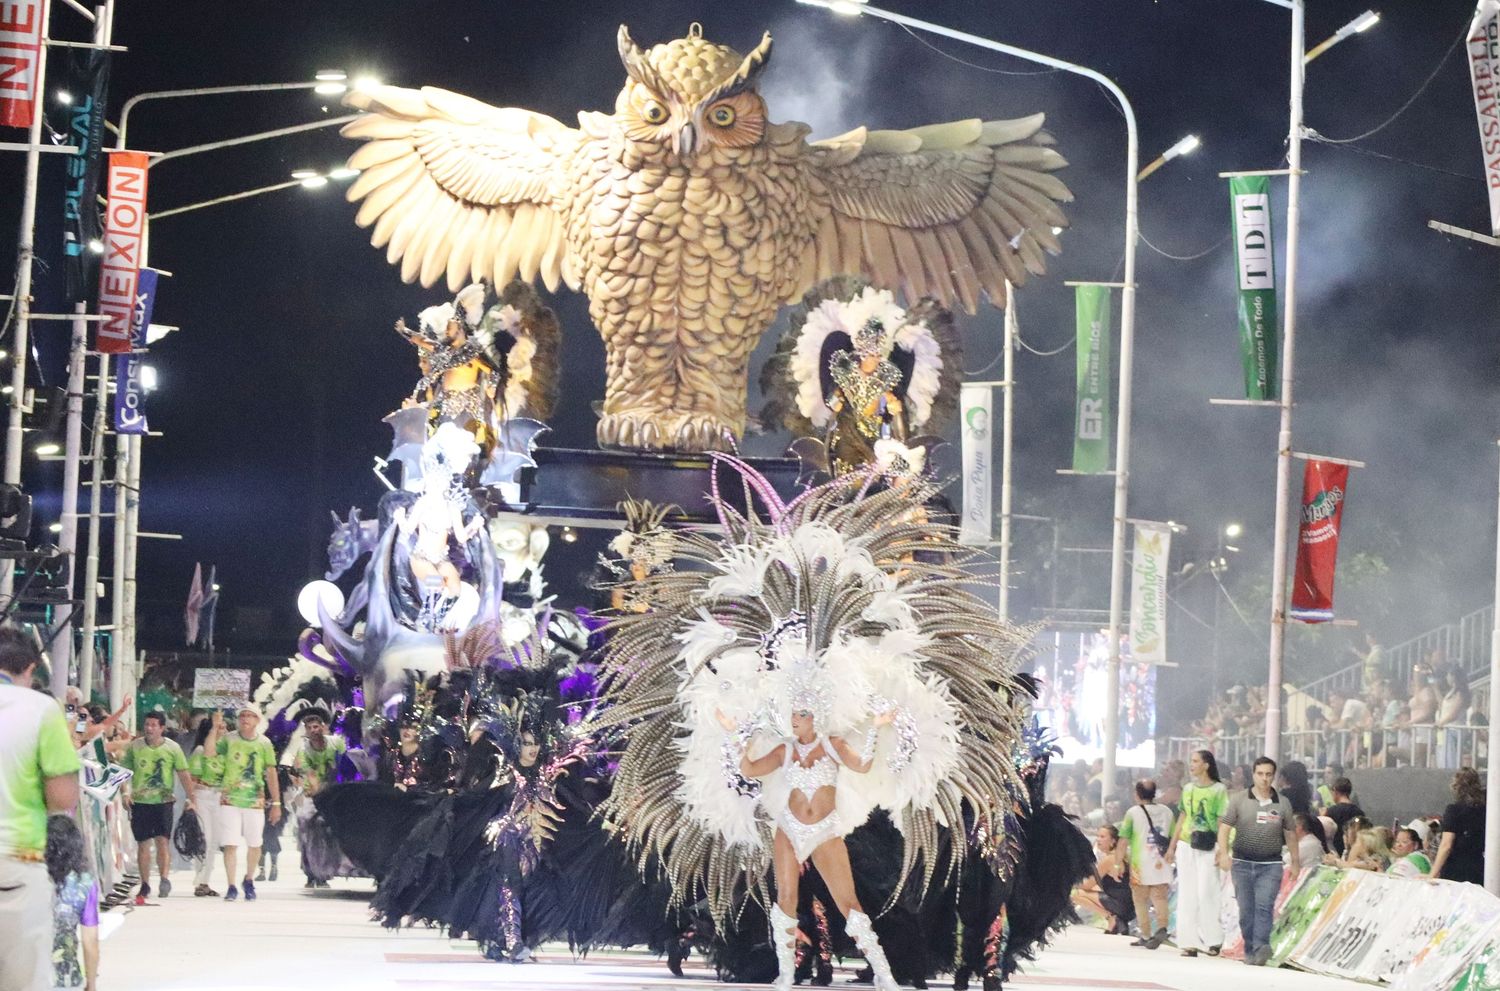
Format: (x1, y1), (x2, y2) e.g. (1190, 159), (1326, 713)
(675, 121), (698, 158)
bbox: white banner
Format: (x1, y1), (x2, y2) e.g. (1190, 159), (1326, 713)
(1127, 522), (1170, 664)
(192, 668), (250, 709)
(958, 383), (992, 546)
(1471, 0), (1500, 236)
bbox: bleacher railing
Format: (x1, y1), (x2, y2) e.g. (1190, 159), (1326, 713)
(1163, 723), (1488, 773)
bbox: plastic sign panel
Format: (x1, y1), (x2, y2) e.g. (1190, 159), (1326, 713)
(192, 669), (250, 710)
(1128, 522), (1170, 664)
(1290, 459), (1350, 623)
(112, 268), (156, 434)
(1072, 285), (1111, 473)
(958, 383), (992, 545)
(1471, 0), (1500, 236)
(0, 0), (44, 128)
(1230, 175), (1278, 399)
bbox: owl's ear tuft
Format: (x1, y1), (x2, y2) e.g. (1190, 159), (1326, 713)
(617, 25), (670, 97)
(702, 32), (773, 105)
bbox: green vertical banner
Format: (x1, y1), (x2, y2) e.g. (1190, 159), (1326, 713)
(1230, 175), (1279, 399)
(1072, 285), (1112, 473)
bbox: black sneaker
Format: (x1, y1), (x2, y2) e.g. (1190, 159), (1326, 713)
(1180, 948), (1199, 958)
(1207, 944), (1222, 957)
(158, 878), (172, 898)
(135, 881), (150, 906)
(244, 878), (257, 901)
(1146, 929), (1169, 950)
(224, 884), (239, 901)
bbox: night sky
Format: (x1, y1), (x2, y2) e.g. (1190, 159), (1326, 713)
(3, 1), (1496, 717)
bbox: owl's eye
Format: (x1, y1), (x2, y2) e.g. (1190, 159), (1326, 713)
(641, 101), (668, 125)
(709, 105), (737, 128)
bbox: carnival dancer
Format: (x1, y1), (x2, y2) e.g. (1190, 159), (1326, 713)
(597, 458), (1034, 991)
(290, 706), (348, 888)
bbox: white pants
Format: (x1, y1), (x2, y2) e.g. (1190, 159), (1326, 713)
(193, 787), (221, 885)
(0, 858), (51, 991)
(1174, 845), (1224, 951)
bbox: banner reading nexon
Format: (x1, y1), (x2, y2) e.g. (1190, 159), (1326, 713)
(1128, 522), (1170, 664)
(95, 151), (149, 354)
(0, 0), (44, 129)
(1290, 459), (1349, 623)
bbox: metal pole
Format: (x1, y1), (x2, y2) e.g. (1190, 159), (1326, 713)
(51, 301), (87, 697)
(108, 431), (126, 711)
(121, 431), (140, 695)
(998, 281), (1016, 623)
(1486, 439), (1500, 896)
(801, 0), (1141, 806)
(1264, 0), (1306, 763)
(1, 0), (55, 604)
(78, 353), (108, 700)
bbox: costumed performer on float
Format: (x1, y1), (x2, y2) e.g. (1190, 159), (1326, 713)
(597, 457), (1033, 991)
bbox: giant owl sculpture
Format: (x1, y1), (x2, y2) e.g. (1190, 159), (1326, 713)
(342, 24), (1071, 452)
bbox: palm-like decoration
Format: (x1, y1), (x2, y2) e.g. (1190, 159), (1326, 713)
(342, 24), (1071, 452)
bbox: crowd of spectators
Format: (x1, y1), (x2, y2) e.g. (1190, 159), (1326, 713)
(1063, 743), (1490, 968)
(1180, 636), (1488, 772)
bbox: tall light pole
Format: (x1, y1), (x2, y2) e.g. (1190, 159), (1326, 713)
(1257, 2), (1381, 761)
(90, 74), (362, 709)
(791, 0), (1182, 803)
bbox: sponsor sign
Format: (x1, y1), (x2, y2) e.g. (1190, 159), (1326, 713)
(1471, 1), (1500, 236)
(62, 48), (110, 301)
(1230, 175), (1278, 399)
(1072, 285), (1111, 473)
(111, 268), (156, 434)
(95, 151), (149, 353)
(958, 383), (992, 545)
(1290, 460), (1350, 623)
(0, 0), (44, 128)
(1127, 522), (1170, 664)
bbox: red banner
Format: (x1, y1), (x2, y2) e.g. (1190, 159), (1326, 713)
(95, 151), (149, 354)
(0, 0), (44, 128)
(1290, 460), (1350, 623)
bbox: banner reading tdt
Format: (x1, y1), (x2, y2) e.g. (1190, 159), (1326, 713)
(95, 151), (149, 354)
(112, 268), (158, 435)
(0, 0), (44, 128)
(1290, 460), (1350, 623)
(958, 383), (993, 546)
(1072, 285), (1111, 473)
(1470, 0), (1500, 236)
(1230, 176), (1278, 399)
(1129, 522), (1171, 664)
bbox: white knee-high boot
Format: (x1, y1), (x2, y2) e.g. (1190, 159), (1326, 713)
(846, 909), (897, 991)
(770, 904), (797, 991)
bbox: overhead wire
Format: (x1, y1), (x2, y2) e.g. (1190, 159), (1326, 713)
(1139, 230), (1230, 263)
(897, 24), (1062, 76)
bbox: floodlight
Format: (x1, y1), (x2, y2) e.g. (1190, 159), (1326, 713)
(327, 167), (359, 180)
(34, 441), (61, 456)
(140, 365), (158, 391)
(300, 175), (330, 189)
(290, 169), (320, 180)
(56, 90), (73, 105)
(1224, 523), (1243, 539)
(1164, 134), (1201, 160)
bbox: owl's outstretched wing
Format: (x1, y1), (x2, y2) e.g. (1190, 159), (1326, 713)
(341, 85), (582, 293)
(798, 114), (1071, 313)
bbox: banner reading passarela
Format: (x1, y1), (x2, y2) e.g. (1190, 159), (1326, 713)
(1230, 176), (1278, 399)
(1470, 0), (1500, 236)
(1072, 285), (1111, 474)
(958, 383), (993, 546)
(1128, 522), (1170, 664)
(1290, 460), (1349, 623)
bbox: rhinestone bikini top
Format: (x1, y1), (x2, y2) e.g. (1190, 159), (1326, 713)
(784, 737), (839, 801)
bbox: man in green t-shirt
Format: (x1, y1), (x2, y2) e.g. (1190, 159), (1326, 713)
(291, 707), (347, 888)
(0, 629), (83, 990)
(216, 708), (281, 902)
(123, 710), (196, 902)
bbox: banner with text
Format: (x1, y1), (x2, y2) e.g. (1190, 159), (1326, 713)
(1230, 175), (1278, 399)
(1128, 522), (1171, 664)
(192, 669), (250, 710)
(0, 0), (44, 128)
(63, 48), (111, 302)
(112, 268), (157, 435)
(1072, 285), (1111, 473)
(959, 383), (993, 545)
(1472, 1), (1500, 236)
(1290, 459), (1350, 623)
(95, 151), (149, 353)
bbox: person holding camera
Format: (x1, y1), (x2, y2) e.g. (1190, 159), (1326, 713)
(1120, 778), (1175, 949)
(1166, 749), (1227, 958)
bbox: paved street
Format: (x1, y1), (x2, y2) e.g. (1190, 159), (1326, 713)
(100, 872), (1368, 991)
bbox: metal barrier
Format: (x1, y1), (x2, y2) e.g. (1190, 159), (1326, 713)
(1300, 603), (1494, 704)
(1163, 724), (1488, 774)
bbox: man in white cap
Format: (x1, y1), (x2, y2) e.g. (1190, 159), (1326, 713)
(217, 707), (280, 901)
(1387, 821), (1433, 879)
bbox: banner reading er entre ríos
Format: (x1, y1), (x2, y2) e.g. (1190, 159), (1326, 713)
(1230, 175), (1278, 399)
(1290, 460), (1350, 623)
(1072, 285), (1111, 474)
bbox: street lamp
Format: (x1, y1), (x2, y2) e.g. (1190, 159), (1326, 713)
(1225, 522), (1243, 540)
(1305, 10), (1380, 63)
(795, 0), (1145, 805)
(1138, 134), (1201, 182)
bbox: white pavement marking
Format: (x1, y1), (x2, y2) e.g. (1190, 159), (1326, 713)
(102, 875), (1369, 991)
